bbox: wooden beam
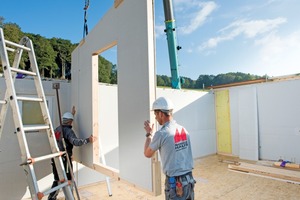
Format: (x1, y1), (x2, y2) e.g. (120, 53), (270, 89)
(93, 163), (119, 180)
(114, 0), (123, 8)
(274, 162), (300, 170)
(229, 162), (300, 182)
(152, 155), (161, 196)
(218, 153), (239, 164)
(209, 78), (267, 89)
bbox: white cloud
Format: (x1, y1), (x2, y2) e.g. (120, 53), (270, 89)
(181, 2), (217, 34)
(199, 17), (287, 51)
(174, 1), (217, 35)
(253, 30), (300, 76)
(221, 18), (286, 38)
(155, 24), (166, 38)
(155, 1), (217, 38)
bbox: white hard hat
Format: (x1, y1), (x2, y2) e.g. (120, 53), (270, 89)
(62, 112), (74, 120)
(152, 97), (174, 111)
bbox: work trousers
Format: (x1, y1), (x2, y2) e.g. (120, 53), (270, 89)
(165, 172), (196, 200)
(48, 156), (73, 200)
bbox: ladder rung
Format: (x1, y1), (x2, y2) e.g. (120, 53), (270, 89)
(21, 152), (66, 165)
(5, 39), (31, 51)
(43, 181), (70, 196)
(10, 68), (36, 76)
(23, 124), (50, 132)
(0, 100), (7, 104)
(16, 96), (43, 102)
(6, 46), (16, 52)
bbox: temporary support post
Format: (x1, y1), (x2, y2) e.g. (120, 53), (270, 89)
(99, 137), (113, 196)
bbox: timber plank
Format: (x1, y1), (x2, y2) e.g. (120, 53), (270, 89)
(228, 162), (300, 182)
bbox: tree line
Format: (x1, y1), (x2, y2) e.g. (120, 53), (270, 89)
(0, 18), (263, 89)
(159, 72), (263, 89)
(0, 20), (117, 84)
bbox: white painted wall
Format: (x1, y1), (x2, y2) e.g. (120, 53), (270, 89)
(98, 84), (119, 170)
(71, 0), (158, 192)
(157, 88), (216, 158)
(0, 78), (215, 199)
(2, 77), (300, 199)
(1, 0), (216, 198)
(227, 79), (300, 162)
(256, 80), (300, 162)
(229, 86), (259, 160)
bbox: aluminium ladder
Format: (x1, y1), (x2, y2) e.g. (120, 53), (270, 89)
(0, 28), (75, 200)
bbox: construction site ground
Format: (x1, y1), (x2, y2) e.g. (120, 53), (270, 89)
(51, 154), (300, 200)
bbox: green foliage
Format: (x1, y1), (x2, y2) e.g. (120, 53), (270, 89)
(157, 72), (262, 89)
(98, 56), (112, 83)
(211, 72), (260, 86)
(0, 16), (5, 28)
(3, 23), (22, 42)
(26, 33), (57, 77)
(156, 75), (171, 87)
(1, 23), (24, 72)
(181, 77), (195, 89)
(49, 38), (76, 79)
(110, 64), (117, 84)
(195, 74), (214, 89)
(0, 18), (117, 81)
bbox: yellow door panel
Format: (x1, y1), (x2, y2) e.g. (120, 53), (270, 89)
(215, 90), (232, 154)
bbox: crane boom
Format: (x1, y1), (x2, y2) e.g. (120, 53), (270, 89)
(162, 0), (181, 89)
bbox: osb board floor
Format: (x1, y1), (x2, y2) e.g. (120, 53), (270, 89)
(53, 155), (300, 200)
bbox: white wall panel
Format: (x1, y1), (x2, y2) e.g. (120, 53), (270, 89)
(157, 88), (216, 158)
(3, 77), (300, 199)
(71, 0), (156, 191)
(257, 80), (300, 162)
(237, 87), (259, 160)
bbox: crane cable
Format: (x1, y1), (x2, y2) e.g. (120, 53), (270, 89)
(83, 0), (89, 39)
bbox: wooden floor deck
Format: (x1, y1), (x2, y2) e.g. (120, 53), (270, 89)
(44, 155), (300, 200)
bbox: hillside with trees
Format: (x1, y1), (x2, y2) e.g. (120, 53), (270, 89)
(0, 18), (262, 89)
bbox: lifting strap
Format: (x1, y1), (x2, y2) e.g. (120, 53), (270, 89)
(83, 0), (90, 39)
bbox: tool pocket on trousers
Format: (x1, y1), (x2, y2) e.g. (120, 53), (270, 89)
(165, 187), (177, 199)
(176, 179), (184, 197)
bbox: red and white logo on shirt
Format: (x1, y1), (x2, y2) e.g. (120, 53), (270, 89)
(174, 128), (188, 151)
(174, 128), (187, 143)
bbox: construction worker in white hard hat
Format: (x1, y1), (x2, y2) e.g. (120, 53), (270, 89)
(48, 106), (95, 200)
(143, 97), (196, 200)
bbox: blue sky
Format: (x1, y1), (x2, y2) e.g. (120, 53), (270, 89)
(2, 0), (300, 80)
